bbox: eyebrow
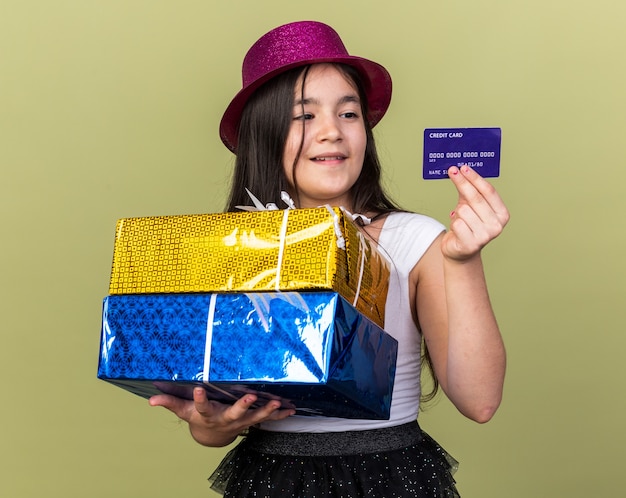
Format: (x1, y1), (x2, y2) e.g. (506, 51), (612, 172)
(293, 95), (361, 107)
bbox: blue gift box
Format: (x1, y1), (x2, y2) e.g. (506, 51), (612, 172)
(97, 292), (398, 419)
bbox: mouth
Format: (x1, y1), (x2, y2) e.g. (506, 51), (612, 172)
(311, 155), (346, 162)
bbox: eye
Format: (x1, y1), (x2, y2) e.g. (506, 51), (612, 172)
(340, 111), (359, 119)
(293, 113), (313, 121)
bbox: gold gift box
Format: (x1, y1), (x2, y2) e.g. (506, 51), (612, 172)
(108, 207), (390, 327)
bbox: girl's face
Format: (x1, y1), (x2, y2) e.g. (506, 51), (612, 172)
(283, 64), (366, 210)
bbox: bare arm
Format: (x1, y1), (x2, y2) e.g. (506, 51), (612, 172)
(413, 165), (509, 422)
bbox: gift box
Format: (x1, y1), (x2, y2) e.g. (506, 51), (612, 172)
(108, 207), (389, 327)
(97, 291), (398, 419)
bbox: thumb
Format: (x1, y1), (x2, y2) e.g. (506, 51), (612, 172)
(149, 394), (194, 421)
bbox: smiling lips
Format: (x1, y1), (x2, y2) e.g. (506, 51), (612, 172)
(312, 155), (346, 161)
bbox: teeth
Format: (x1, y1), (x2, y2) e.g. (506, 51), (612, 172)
(315, 156), (343, 161)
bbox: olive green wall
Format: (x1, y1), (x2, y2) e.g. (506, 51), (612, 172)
(2, 1), (624, 496)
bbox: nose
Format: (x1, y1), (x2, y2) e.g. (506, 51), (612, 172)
(316, 114), (342, 142)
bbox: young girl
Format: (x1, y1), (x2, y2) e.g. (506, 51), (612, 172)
(150, 20), (508, 497)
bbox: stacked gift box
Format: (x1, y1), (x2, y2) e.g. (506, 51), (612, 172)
(97, 206), (398, 419)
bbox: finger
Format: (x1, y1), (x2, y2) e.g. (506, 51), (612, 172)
(451, 170), (509, 234)
(248, 405), (296, 425)
(453, 203), (482, 235)
(149, 394), (194, 420)
(265, 407), (297, 421)
(451, 211), (496, 257)
(449, 213), (478, 246)
(240, 399), (285, 425)
(450, 166), (509, 225)
(192, 387), (219, 416)
(454, 202), (499, 242)
(229, 397), (291, 426)
(448, 166), (489, 209)
(461, 166), (509, 223)
(219, 394), (262, 423)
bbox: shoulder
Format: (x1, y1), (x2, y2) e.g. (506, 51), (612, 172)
(382, 211), (446, 234)
(377, 212), (445, 273)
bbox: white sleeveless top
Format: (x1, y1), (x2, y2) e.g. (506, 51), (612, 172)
(261, 212), (446, 432)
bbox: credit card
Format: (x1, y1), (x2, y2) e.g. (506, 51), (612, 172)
(423, 127), (501, 179)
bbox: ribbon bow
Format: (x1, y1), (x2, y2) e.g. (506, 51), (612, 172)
(235, 189), (296, 211)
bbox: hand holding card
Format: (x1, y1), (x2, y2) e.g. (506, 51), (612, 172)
(423, 128), (501, 179)
(442, 164), (510, 261)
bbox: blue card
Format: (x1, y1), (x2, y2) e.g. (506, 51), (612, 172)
(423, 127), (501, 179)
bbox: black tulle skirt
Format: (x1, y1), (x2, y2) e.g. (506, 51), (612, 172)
(209, 421), (460, 497)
